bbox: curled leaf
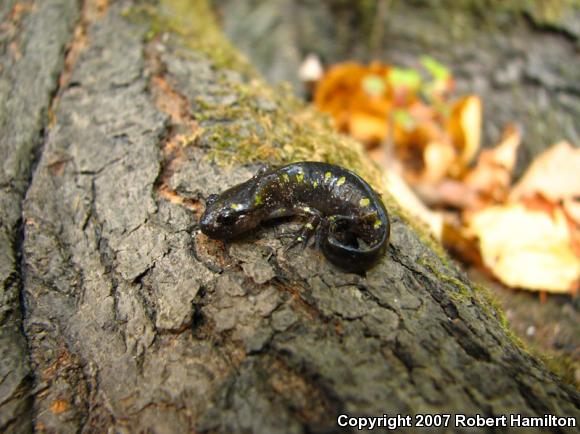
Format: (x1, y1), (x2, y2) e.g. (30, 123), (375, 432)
(423, 141), (456, 183)
(349, 112), (390, 146)
(314, 62), (391, 147)
(446, 95), (482, 176)
(469, 203), (580, 293)
(462, 124), (521, 206)
(510, 141), (580, 202)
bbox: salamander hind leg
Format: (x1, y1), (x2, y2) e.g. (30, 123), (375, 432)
(283, 214), (321, 253)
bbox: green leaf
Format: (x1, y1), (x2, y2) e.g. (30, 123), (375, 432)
(362, 74), (387, 97)
(387, 68), (422, 91)
(420, 56), (450, 81)
(392, 109), (415, 129)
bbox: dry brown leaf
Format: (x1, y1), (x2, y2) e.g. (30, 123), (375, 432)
(563, 199), (580, 226)
(468, 203), (580, 293)
(383, 170), (444, 238)
(314, 62), (392, 147)
(423, 140), (456, 183)
(397, 96), (482, 184)
(462, 124), (521, 207)
(562, 199), (580, 257)
(447, 95), (482, 176)
(488, 124), (521, 170)
(349, 112), (389, 146)
(442, 220), (483, 267)
(510, 141), (580, 202)
(395, 121), (448, 182)
(415, 179), (480, 210)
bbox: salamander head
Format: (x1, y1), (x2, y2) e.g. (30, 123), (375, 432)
(200, 181), (265, 239)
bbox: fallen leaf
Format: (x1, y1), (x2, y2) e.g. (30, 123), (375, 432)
(462, 124), (521, 206)
(314, 62), (392, 147)
(446, 95), (482, 176)
(562, 199), (580, 257)
(468, 203), (580, 293)
(510, 141), (580, 202)
(349, 112), (390, 146)
(383, 169), (444, 238)
(415, 179), (479, 210)
(395, 120), (448, 182)
(563, 199), (580, 226)
(423, 140), (456, 183)
(442, 220), (483, 267)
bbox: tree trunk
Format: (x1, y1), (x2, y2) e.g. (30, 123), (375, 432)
(0, 1), (578, 433)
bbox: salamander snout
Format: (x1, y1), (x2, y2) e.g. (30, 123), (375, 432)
(199, 206), (237, 239)
(199, 208), (221, 238)
(199, 194), (259, 240)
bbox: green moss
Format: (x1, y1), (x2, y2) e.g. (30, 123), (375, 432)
(127, 1), (385, 186)
(419, 254), (578, 386)
(537, 351), (579, 388)
(419, 257), (471, 299)
(421, 254), (580, 386)
(418, 256), (517, 335)
(128, 0), (255, 75)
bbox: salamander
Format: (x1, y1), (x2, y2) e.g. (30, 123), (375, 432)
(199, 161), (390, 272)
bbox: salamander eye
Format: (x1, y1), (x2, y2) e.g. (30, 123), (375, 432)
(217, 212), (240, 225)
(253, 165), (269, 178)
(206, 194), (219, 206)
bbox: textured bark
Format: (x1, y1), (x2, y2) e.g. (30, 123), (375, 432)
(0, 0), (80, 432)
(0, 1), (578, 433)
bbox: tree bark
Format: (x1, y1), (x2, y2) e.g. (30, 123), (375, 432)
(0, 1), (578, 433)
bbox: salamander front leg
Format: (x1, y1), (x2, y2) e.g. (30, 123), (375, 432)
(283, 214), (321, 253)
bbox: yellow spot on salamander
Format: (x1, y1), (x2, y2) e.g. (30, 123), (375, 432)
(296, 172), (304, 183)
(324, 172), (331, 180)
(305, 223), (314, 230)
(254, 195), (263, 206)
(231, 203), (243, 211)
(373, 219), (382, 229)
(359, 198), (370, 207)
(337, 176), (346, 186)
(303, 206), (312, 213)
(282, 173), (290, 183)
(312, 180), (318, 188)
(297, 236), (303, 241)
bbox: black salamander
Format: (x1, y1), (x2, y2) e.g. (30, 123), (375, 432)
(200, 162), (390, 272)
